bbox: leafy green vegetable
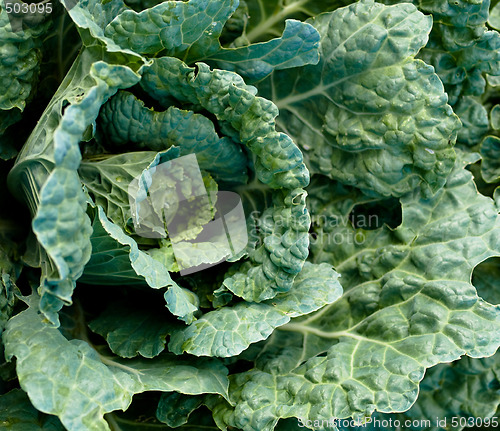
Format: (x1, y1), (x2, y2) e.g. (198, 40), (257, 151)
(209, 152), (500, 430)
(3, 295), (229, 431)
(255, 0), (461, 197)
(97, 90), (248, 185)
(104, 0), (320, 80)
(88, 300), (174, 358)
(2, 0), (500, 430)
(139, 56), (311, 300)
(14, 54), (141, 325)
(169, 262), (342, 357)
(393, 354), (500, 431)
(414, 0), (500, 106)
(0, 0), (50, 111)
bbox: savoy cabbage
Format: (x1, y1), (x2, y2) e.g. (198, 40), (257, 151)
(1, 0), (500, 430)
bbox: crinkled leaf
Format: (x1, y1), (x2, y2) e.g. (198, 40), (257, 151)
(352, 353), (500, 431)
(170, 240), (233, 270)
(0, 5), (49, 155)
(163, 285), (199, 325)
(169, 301), (289, 358)
(2, 295), (229, 431)
(61, 0), (141, 59)
(389, 354), (500, 431)
(8, 47), (139, 212)
(222, 190), (311, 303)
(104, 0), (238, 57)
(259, 0), (460, 198)
(7, 45), (141, 325)
(169, 262), (341, 357)
(104, 0), (320, 80)
(88, 301), (175, 358)
(0, 389), (65, 430)
(420, 27), (500, 106)
(140, 57), (308, 190)
(98, 90), (248, 185)
(0, 1), (50, 111)
(379, 0), (500, 154)
(32, 165), (92, 324)
(221, 192), (310, 300)
(28, 59), (140, 325)
(208, 18), (320, 81)
(210, 154), (500, 430)
(140, 56), (310, 300)
(412, 0), (500, 107)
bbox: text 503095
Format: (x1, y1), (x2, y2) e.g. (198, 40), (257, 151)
(5, 1), (52, 14)
(451, 417), (499, 428)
